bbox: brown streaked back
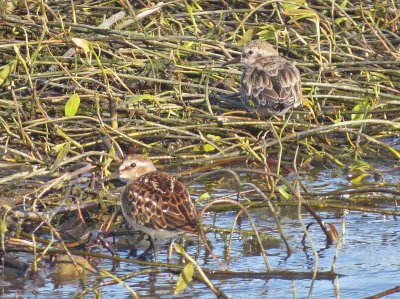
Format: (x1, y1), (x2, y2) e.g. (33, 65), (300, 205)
(121, 171), (199, 235)
(239, 41), (302, 115)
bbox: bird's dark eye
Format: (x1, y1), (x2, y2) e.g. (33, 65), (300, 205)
(130, 163), (137, 168)
(248, 50), (254, 55)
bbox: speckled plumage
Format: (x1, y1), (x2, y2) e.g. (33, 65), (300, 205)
(114, 155), (199, 248)
(240, 41), (302, 115)
(121, 171), (198, 240)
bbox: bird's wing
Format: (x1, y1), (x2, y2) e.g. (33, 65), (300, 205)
(241, 56), (301, 113)
(122, 172), (198, 234)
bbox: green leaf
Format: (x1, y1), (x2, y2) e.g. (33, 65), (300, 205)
(206, 134), (221, 140)
(351, 102), (369, 120)
(0, 61), (16, 87)
(181, 41), (194, 50)
(284, 9), (318, 21)
(282, 0), (307, 10)
(174, 243), (186, 255)
(53, 143), (66, 152)
(282, 3), (299, 10)
(192, 145), (202, 152)
(129, 94), (156, 103)
(199, 192), (210, 200)
(339, 0), (348, 9)
(237, 28), (255, 46)
(335, 17), (348, 25)
(51, 142), (71, 171)
(282, 0), (306, 9)
(13, 45), (20, 55)
(174, 263), (194, 295)
(109, 145), (115, 156)
(72, 38), (92, 54)
(31, 45), (43, 64)
(350, 172), (370, 184)
(65, 93), (81, 117)
(278, 185), (291, 200)
(55, 128), (83, 149)
(187, 4), (193, 14)
(258, 30), (276, 41)
(203, 144), (215, 152)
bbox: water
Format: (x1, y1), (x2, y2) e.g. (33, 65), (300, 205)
(2, 165), (400, 299)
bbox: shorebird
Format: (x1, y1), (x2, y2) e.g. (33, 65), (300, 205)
(226, 41), (302, 115)
(108, 155), (199, 259)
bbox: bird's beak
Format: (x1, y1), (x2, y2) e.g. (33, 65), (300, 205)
(103, 170), (121, 182)
(223, 56), (241, 66)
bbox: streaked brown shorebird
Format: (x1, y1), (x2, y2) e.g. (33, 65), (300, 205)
(108, 155), (199, 259)
(226, 41), (302, 115)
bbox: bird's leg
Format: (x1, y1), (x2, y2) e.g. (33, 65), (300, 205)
(80, 229), (119, 257)
(194, 234), (201, 261)
(97, 235), (119, 257)
(137, 235), (159, 261)
(278, 106), (293, 116)
(137, 234), (153, 260)
(167, 238), (173, 264)
(127, 233), (145, 258)
(152, 238), (158, 262)
(128, 247), (138, 258)
(181, 235), (190, 263)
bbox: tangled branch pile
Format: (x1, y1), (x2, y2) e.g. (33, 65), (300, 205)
(0, 0), (399, 296)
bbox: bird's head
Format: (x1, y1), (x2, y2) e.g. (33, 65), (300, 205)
(241, 41), (278, 66)
(106, 155), (157, 183)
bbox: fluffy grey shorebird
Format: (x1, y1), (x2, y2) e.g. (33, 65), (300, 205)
(228, 41), (302, 115)
(108, 155), (199, 259)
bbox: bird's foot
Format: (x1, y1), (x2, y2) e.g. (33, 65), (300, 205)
(127, 247), (138, 258)
(137, 251), (154, 261)
(80, 229), (119, 257)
